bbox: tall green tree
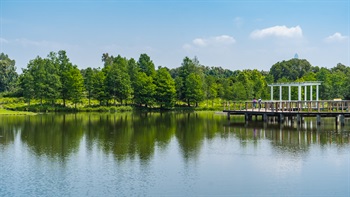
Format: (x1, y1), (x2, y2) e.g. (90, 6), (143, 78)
(137, 54), (156, 77)
(19, 68), (34, 105)
(82, 67), (94, 106)
(92, 68), (106, 105)
(26, 56), (61, 104)
(154, 67), (176, 108)
(270, 58), (312, 82)
(176, 57), (205, 104)
(133, 72), (156, 107)
(0, 53), (18, 92)
(185, 73), (204, 106)
(204, 75), (218, 106)
(67, 66), (85, 108)
(54, 50), (74, 107)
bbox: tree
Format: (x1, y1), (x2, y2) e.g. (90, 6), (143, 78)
(137, 54), (156, 77)
(315, 68), (331, 100)
(204, 75), (218, 106)
(154, 67), (176, 108)
(19, 69), (34, 105)
(185, 73), (204, 107)
(26, 56), (61, 104)
(67, 66), (85, 108)
(53, 50), (75, 107)
(92, 68), (106, 105)
(176, 57), (205, 104)
(0, 53), (18, 92)
(270, 58), (312, 82)
(82, 67), (94, 106)
(133, 72), (156, 107)
(115, 55), (133, 105)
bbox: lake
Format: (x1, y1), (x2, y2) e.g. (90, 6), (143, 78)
(0, 112), (349, 196)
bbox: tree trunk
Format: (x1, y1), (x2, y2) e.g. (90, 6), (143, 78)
(63, 98), (66, 107)
(187, 99), (190, 107)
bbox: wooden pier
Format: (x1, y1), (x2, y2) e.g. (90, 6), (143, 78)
(223, 100), (350, 126)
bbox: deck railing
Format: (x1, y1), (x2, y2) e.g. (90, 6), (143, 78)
(223, 100), (350, 113)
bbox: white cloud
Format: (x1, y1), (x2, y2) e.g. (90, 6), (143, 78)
(250, 25), (303, 39)
(325, 32), (348, 43)
(192, 35), (236, 47)
(193, 38), (207, 47)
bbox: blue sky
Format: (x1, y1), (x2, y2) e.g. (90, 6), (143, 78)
(1, 0), (349, 72)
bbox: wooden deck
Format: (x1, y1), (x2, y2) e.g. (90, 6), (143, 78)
(223, 100), (350, 125)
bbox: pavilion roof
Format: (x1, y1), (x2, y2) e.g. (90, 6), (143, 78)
(268, 81), (322, 87)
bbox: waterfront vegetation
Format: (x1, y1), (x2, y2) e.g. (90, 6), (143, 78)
(0, 51), (349, 113)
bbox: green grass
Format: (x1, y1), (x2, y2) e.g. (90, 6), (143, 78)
(0, 108), (37, 115)
(0, 97), (229, 113)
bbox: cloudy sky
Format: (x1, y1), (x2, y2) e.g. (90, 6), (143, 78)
(1, 0), (349, 72)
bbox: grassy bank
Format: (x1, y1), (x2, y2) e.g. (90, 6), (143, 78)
(0, 108), (36, 115)
(0, 97), (226, 113)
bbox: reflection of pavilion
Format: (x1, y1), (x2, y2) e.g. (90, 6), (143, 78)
(268, 81), (322, 101)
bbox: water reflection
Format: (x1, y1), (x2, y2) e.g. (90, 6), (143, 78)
(0, 112), (349, 162)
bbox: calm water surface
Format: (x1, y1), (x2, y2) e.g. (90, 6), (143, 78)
(0, 112), (349, 196)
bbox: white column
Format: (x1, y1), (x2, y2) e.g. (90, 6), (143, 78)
(310, 85), (313, 101)
(304, 86), (307, 101)
(270, 86), (273, 101)
(316, 85), (319, 101)
(279, 85), (282, 101)
(288, 86), (291, 101)
(298, 85), (301, 101)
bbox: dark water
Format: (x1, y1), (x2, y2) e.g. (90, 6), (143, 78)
(0, 112), (349, 196)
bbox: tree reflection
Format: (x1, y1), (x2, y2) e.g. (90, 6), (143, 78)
(0, 113), (349, 163)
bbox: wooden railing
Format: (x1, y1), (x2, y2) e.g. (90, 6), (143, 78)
(223, 100), (350, 113)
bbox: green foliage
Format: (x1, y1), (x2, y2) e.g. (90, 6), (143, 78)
(67, 66), (85, 108)
(137, 53), (156, 77)
(92, 68), (106, 105)
(104, 55), (133, 105)
(185, 73), (204, 106)
(82, 67), (94, 106)
(270, 58), (312, 81)
(0, 53), (18, 93)
(24, 56), (61, 104)
(1, 50), (349, 111)
(133, 72), (156, 106)
(154, 67), (176, 108)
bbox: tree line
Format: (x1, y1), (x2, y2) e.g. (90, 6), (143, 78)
(0, 51), (349, 108)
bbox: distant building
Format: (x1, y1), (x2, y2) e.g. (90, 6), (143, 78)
(294, 53), (299, 59)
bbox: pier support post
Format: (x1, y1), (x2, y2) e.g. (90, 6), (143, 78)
(263, 114), (267, 122)
(279, 114), (284, 123)
(317, 115), (321, 125)
(227, 112), (230, 120)
(297, 114), (301, 124)
(340, 115), (345, 126)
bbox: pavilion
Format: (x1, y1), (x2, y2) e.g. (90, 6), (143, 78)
(268, 81), (322, 101)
